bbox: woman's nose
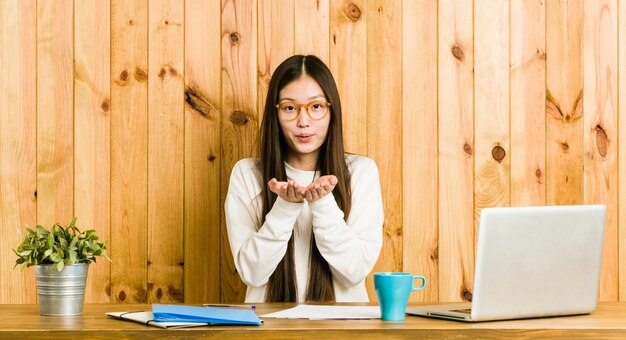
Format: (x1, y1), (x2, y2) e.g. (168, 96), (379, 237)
(296, 107), (310, 127)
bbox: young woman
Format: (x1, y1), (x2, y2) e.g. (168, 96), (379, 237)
(225, 55), (383, 303)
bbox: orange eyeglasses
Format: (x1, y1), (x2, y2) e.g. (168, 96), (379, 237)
(275, 101), (331, 121)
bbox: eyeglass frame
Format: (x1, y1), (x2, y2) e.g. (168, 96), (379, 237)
(275, 100), (332, 121)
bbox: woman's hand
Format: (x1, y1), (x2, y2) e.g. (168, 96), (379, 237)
(268, 179), (305, 203)
(304, 175), (337, 203)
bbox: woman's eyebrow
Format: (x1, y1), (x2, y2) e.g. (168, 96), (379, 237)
(277, 94), (326, 102)
(277, 95), (325, 102)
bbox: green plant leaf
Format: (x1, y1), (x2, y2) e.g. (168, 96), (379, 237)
(54, 245), (64, 259)
(49, 252), (61, 262)
(46, 231), (54, 249)
(14, 217), (110, 269)
(59, 238), (68, 249)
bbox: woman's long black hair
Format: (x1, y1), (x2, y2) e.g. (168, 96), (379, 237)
(258, 55), (352, 302)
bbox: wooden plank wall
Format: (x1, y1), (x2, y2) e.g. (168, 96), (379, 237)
(2, 0), (626, 304)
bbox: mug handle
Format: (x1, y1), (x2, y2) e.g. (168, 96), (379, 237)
(412, 275), (426, 291)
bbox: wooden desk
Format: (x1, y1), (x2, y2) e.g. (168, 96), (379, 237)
(1, 302), (626, 339)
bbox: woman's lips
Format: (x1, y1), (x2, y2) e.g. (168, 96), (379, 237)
(295, 134), (312, 142)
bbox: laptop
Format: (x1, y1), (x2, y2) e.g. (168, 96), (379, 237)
(406, 204), (607, 322)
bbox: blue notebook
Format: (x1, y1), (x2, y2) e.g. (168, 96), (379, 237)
(152, 304), (262, 325)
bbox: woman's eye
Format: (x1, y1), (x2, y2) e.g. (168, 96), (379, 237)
(283, 105), (296, 111)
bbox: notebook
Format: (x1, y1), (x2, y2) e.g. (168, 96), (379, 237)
(152, 304), (262, 325)
(406, 204), (607, 322)
(107, 304), (262, 328)
(106, 311), (210, 328)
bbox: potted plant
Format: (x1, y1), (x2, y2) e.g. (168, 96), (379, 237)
(13, 217), (110, 316)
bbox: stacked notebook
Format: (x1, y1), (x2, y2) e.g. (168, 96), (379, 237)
(107, 304), (262, 329)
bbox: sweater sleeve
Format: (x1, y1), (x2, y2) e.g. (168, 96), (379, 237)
(309, 157), (384, 287)
(225, 160), (303, 287)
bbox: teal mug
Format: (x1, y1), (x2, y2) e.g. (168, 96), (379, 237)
(374, 272), (426, 321)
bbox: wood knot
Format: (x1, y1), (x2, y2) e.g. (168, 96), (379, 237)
(169, 67), (179, 77)
(134, 67), (148, 82)
(158, 68), (167, 79)
(535, 168), (542, 179)
(560, 142), (569, 153)
(230, 111), (249, 125)
(128, 19), (134, 25)
(164, 20), (169, 25)
(491, 145), (506, 162)
(451, 44), (465, 62)
(345, 2), (362, 21)
(118, 290), (126, 301)
(185, 85), (215, 118)
(430, 246), (438, 261)
(463, 143), (473, 156)
(230, 32), (240, 45)
(34, 191), (37, 198)
(156, 287), (163, 299)
(135, 289), (148, 303)
(208, 154), (216, 162)
(101, 99), (110, 112)
(536, 48), (546, 60)
(596, 125), (608, 157)
(168, 285), (184, 302)
(120, 69), (129, 81)
(462, 290), (473, 302)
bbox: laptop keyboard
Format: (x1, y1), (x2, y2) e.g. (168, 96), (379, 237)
(450, 308), (472, 314)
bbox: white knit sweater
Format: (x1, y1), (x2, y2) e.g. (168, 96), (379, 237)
(225, 154), (384, 303)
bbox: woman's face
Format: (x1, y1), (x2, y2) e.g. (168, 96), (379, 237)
(277, 75), (331, 169)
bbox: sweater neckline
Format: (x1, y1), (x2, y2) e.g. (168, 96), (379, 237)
(285, 162), (319, 186)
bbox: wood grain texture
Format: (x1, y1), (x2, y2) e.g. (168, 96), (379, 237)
(6, 0), (626, 306)
(184, 0), (222, 304)
(110, 0), (148, 303)
(402, 0), (437, 303)
(295, 0), (330, 64)
(510, 0), (546, 207)
(366, 0), (403, 300)
(74, 0), (111, 303)
(583, 0), (618, 302)
(619, 0), (626, 302)
(6, 303), (626, 339)
(0, 0), (37, 304)
(546, 0), (583, 206)
(438, 0), (474, 303)
(36, 0), (74, 227)
(147, 0), (184, 303)
(474, 0), (510, 221)
(221, 0), (258, 303)
(258, 0), (294, 126)
(330, 0), (367, 155)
